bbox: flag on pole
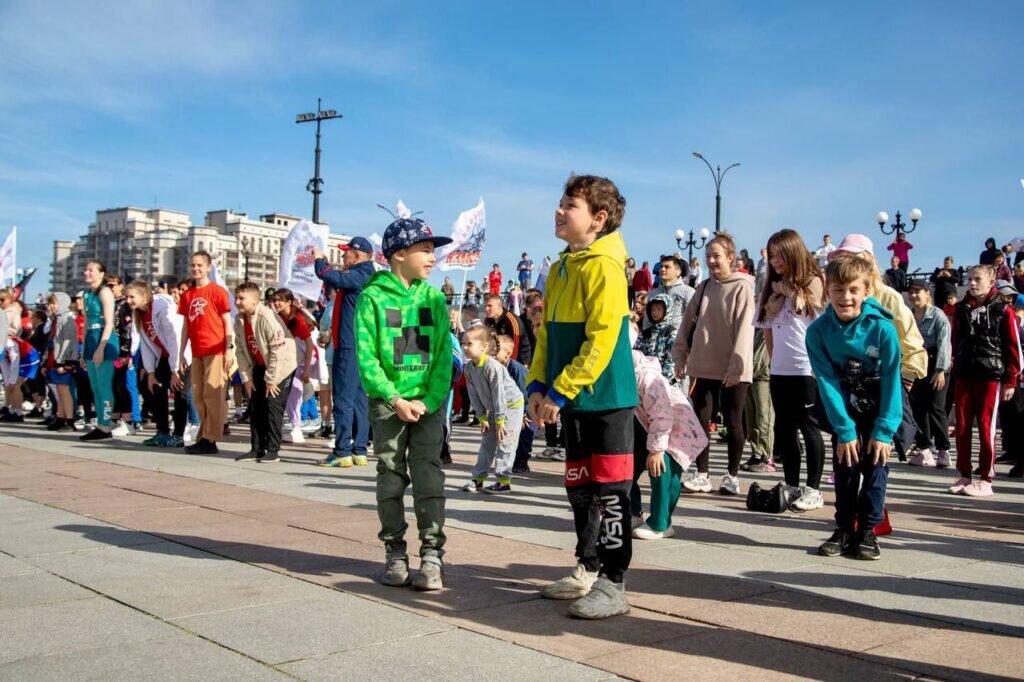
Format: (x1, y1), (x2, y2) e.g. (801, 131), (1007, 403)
(278, 219), (330, 302)
(536, 256), (552, 294)
(0, 227), (15, 285)
(11, 268), (36, 303)
(439, 198), (486, 271)
(367, 233), (390, 270)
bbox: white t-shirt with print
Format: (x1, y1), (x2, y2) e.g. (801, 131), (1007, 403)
(754, 297), (814, 377)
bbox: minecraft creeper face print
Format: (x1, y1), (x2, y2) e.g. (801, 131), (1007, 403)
(386, 307), (435, 365)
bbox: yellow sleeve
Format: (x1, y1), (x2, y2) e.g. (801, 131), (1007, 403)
(551, 256), (628, 400)
(879, 286), (927, 381)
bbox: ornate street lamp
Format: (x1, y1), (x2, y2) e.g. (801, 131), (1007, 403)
(876, 208), (922, 238)
(675, 227), (711, 261)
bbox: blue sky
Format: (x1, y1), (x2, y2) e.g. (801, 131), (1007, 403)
(1, 1), (1022, 297)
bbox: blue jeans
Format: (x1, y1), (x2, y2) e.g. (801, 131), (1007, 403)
(126, 364), (141, 423)
(332, 348), (368, 457)
(833, 430), (889, 533)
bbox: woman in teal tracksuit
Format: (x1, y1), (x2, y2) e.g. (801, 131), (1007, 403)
(80, 260), (119, 441)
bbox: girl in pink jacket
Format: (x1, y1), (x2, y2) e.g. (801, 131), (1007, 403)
(631, 350), (708, 540)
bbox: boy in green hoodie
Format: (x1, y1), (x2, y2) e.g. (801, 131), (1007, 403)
(356, 218), (453, 591)
(527, 174), (638, 620)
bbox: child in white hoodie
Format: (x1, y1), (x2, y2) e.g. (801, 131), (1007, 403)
(631, 349), (708, 539)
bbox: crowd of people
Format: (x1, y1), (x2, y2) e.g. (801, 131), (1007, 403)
(2, 173), (1022, 622)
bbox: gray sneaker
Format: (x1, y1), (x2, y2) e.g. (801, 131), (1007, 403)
(540, 562), (598, 600)
(568, 576), (630, 619)
(412, 556), (444, 591)
(381, 556), (411, 587)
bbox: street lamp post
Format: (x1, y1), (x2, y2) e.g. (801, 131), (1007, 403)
(296, 98), (343, 224)
(692, 152), (741, 234)
(876, 208), (922, 238)
(674, 227), (711, 262)
(240, 236), (251, 283)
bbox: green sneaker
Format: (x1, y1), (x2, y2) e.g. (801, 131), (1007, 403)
(142, 433), (170, 447)
(353, 455), (369, 466)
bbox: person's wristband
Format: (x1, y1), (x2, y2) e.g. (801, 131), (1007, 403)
(387, 395), (401, 410)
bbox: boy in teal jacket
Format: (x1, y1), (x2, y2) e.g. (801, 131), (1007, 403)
(806, 255), (902, 561)
(356, 218), (452, 591)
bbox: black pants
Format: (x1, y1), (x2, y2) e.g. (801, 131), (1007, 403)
(563, 408), (634, 583)
(113, 363), (132, 415)
(911, 375), (950, 451)
(513, 425), (534, 467)
(74, 368), (94, 420)
(1001, 389), (1024, 465)
(144, 356), (187, 437)
(692, 378), (749, 476)
(250, 366), (294, 456)
(770, 375), (825, 488)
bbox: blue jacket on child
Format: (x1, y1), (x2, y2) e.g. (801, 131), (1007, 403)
(806, 297), (903, 445)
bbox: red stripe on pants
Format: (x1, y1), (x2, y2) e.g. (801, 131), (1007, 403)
(954, 377), (1001, 481)
(591, 453), (634, 483)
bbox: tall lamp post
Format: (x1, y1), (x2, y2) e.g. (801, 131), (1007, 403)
(240, 236), (251, 283)
(296, 98), (342, 224)
(675, 227), (711, 262)
(876, 208), (922, 238)
(692, 152), (740, 234)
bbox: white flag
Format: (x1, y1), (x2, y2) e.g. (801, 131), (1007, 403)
(395, 199), (412, 220)
(439, 198), (486, 271)
(278, 219), (330, 302)
(208, 261), (237, 315)
(0, 227), (15, 284)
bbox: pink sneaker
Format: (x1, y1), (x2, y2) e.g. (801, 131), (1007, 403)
(827, 471), (835, 485)
(908, 449), (935, 466)
(935, 451), (950, 468)
(962, 480), (994, 497)
(948, 477), (972, 494)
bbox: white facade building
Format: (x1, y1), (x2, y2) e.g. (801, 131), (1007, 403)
(51, 207), (351, 295)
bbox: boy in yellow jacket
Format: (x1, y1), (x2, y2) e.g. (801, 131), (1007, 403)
(527, 174), (637, 619)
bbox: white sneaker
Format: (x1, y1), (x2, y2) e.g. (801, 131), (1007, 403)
(632, 524), (675, 540)
(791, 486), (825, 511)
(908, 449), (936, 466)
(183, 424), (199, 445)
(718, 474), (741, 495)
(682, 472), (713, 493)
(540, 562), (598, 600)
(111, 421), (129, 437)
(630, 514), (644, 530)
(550, 449), (566, 461)
(301, 418), (322, 434)
(283, 427), (305, 444)
(568, 576), (630, 619)
(935, 450), (951, 468)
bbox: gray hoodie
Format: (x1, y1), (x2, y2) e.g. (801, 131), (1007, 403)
(49, 293), (80, 365)
(465, 354), (525, 425)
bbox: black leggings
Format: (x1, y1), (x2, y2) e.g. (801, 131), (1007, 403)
(145, 356), (187, 437)
(692, 378), (749, 476)
(770, 375), (825, 489)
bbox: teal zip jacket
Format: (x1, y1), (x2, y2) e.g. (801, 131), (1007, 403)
(526, 231), (637, 412)
(805, 297), (903, 444)
(355, 270), (452, 414)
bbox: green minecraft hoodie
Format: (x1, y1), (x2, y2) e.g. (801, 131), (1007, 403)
(355, 270), (452, 413)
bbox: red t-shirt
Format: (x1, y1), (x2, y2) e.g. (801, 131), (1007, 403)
(177, 283), (230, 357)
(141, 308), (168, 357)
(488, 270), (503, 295)
(286, 313), (312, 360)
(243, 317), (264, 367)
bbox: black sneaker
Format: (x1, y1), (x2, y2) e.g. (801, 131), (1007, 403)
(235, 450), (261, 461)
(46, 418), (64, 431)
(185, 438), (210, 455)
(79, 428), (112, 442)
(1008, 464), (1024, 479)
(57, 420), (78, 432)
(205, 440), (219, 454)
(740, 454), (762, 472)
(28, 407), (44, 418)
(856, 530), (881, 561)
(995, 452), (1015, 464)
(512, 464), (531, 474)
(817, 529), (853, 557)
(258, 452), (280, 463)
(1, 413), (24, 422)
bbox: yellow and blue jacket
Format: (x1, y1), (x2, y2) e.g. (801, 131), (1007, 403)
(526, 231), (638, 412)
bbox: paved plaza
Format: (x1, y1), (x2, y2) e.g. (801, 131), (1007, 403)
(0, 421), (1022, 680)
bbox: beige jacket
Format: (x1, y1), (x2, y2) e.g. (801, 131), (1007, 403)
(673, 272), (756, 384)
(233, 303), (297, 387)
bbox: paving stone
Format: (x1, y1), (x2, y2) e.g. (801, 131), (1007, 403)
(914, 559), (1024, 597)
(279, 628), (613, 681)
(582, 627), (909, 682)
(0, 597), (180, 664)
(25, 541), (229, 582)
(0, 517), (164, 557)
(441, 595), (709, 662)
(0, 570), (95, 608)
(86, 560), (326, 619)
(173, 592), (451, 665)
(0, 635), (289, 680)
(0, 554), (39, 578)
(863, 626), (1024, 681)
